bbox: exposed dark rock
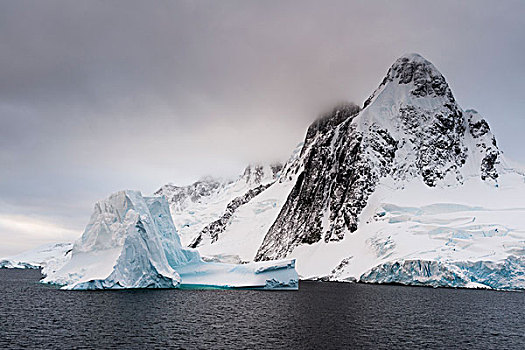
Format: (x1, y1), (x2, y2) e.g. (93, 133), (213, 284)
(190, 183), (273, 248)
(481, 151), (499, 181)
(255, 106), (397, 261)
(466, 110), (500, 182)
(364, 54), (454, 108)
(398, 104), (467, 187)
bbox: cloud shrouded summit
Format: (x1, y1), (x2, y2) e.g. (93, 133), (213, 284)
(1, 0), (524, 256)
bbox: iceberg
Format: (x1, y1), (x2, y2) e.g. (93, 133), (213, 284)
(43, 190), (298, 290)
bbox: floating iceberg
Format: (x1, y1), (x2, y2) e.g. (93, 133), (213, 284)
(43, 190), (298, 290)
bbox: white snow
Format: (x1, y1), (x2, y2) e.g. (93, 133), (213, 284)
(186, 53), (525, 290)
(0, 242), (73, 275)
(197, 179), (296, 262)
(157, 164), (279, 247)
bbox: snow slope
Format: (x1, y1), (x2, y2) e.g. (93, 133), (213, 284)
(197, 179), (298, 263)
(43, 190), (298, 290)
(191, 145), (305, 263)
(289, 174), (525, 289)
(155, 164), (282, 247)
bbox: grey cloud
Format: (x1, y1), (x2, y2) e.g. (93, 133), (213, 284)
(1, 0), (524, 255)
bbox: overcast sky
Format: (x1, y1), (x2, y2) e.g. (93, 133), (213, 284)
(1, 0), (524, 256)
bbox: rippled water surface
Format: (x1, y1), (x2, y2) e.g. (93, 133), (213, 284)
(1, 269), (524, 349)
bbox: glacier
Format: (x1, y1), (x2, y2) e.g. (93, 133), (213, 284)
(42, 190), (298, 290)
(286, 175), (525, 290)
(155, 163), (283, 249)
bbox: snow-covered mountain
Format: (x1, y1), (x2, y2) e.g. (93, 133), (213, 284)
(256, 53), (502, 260)
(173, 53), (525, 289)
(154, 163), (283, 253)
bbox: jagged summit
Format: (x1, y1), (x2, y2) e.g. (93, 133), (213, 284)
(390, 52), (440, 73)
(364, 53), (453, 108)
(390, 53), (451, 96)
(387, 53), (443, 82)
(155, 177), (227, 213)
(356, 53), (498, 186)
(156, 164), (281, 212)
(388, 53), (450, 97)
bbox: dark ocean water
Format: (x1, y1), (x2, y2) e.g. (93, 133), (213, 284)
(0, 269), (524, 349)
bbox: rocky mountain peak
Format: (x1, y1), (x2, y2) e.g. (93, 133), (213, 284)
(356, 53), (490, 187)
(255, 54), (503, 261)
(364, 53), (454, 108)
(388, 53), (450, 96)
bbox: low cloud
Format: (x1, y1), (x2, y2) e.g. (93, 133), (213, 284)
(0, 214), (80, 256)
